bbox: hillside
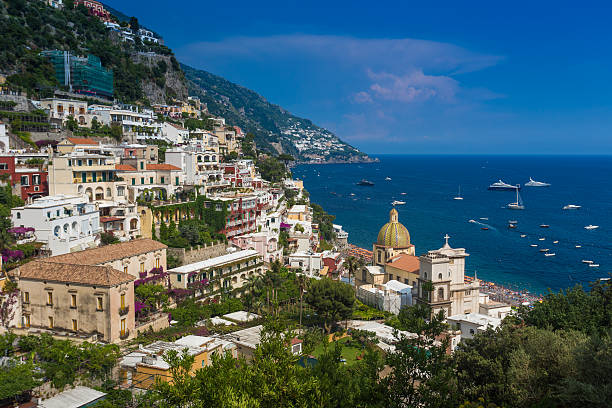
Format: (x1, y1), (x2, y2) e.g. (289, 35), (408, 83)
(183, 64), (371, 162)
(0, 0), (185, 104)
(0, 0), (370, 161)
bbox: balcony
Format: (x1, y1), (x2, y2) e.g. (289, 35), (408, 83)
(119, 305), (129, 316)
(119, 329), (130, 340)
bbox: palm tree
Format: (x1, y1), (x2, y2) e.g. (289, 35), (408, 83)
(345, 256), (364, 292)
(297, 274), (309, 330)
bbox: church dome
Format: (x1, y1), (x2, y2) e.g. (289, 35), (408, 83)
(377, 208), (411, 248)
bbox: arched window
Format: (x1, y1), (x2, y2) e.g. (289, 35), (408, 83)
(16, 212), (21, 219)
(438, 273), (442, 280)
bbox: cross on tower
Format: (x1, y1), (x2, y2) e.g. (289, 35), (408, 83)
(444, 234), (450, 246)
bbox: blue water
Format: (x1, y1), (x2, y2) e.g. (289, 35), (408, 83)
(293, 155), (612, 294)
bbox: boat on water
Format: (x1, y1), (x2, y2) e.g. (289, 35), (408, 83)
(584, 225), (599, 230)
(508, 220), (518, 224)
(540, 224), (550, 228)
(469, 219), (476, 223)
(530, 244), (538, 247)
(481, 227), (489, 230)
(350, 193), (356, 196)
(540, 248), (549, 252)
(539, 238), (546, 241)
(544, 253), (556, 257)
(357, 179), (374, 186)
(391, 200), (406, 206)
(575, 245), (582, 248)
(553, 240), (559, 244)
(480, 217), (489, 220)
(582, 260), (594, 264)
(453, 186), (464, 200)
(521, 234), (527, 237)
(525, 177), (551, 187)
(400, 192), (407, 195)
(589, 264), (600, 268)
(563, 204), (581, 210)
(489, 180), (520, 190)
(507, 186), (525, 210)
(385, 177), (392, 181)
(508, 224), (517, 229)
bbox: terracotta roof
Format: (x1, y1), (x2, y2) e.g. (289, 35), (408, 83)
(66, 137), (98, 145)
(386, 253), (420, 273)
(170, 123), (186, 130)
(115, 164), (137, 171)
(45, 239), (167, 266)
(146, 163), (181, 171)
(16, 261), (134, 287)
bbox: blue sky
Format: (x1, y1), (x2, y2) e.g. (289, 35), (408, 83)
(106, 0), (612, 155)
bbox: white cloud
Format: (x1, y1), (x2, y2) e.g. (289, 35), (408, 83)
(366, 69), (459, 103)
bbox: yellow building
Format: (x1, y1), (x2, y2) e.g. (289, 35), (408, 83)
(120, 335), (236, 389)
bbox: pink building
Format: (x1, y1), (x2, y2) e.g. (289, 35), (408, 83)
(231, 232), (281, 264)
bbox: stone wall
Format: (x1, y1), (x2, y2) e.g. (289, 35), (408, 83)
(135, 313), (169, 335)
(167, 241), (227, 266)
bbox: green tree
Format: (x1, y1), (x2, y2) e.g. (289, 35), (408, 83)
(0, 360), (40, 403)
(135, 284), (169, 311)
(65, 115), (78, 131)
(305, 278), (355, 333)
(129, 16), (140, 31)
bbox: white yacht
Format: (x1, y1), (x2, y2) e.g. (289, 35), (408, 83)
(584, 225), (599, 230)
(589, 264), (600, 268)
(530, 244), (538, 247)
(582, 260), (594, 264)
(391, 200), (406, 206)
(385, 177), (392, 181)
(525, 177), (551, 187)
(563, 204), (581, 210)
(544, 253), (556, 257)
(539, 238), (546, 241)
(469, 219), (476, 223)
(453, 186), (464, 200)
(489, 180), (520, 190)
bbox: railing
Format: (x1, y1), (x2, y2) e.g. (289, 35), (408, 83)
(119, 305), (129, 316)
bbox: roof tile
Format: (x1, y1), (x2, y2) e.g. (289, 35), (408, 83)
(46, 239), (167, 266)
(16, 261), (134, 287)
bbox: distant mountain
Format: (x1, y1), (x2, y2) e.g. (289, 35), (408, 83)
(182, 64), (371, 162)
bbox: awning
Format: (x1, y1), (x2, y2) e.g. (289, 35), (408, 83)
(100, 216), (124, 223)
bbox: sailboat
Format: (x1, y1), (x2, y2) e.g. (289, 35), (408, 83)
(453, 186), (464, 200)
(507, 185), (524, 210)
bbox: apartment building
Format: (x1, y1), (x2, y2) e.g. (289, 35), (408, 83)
(11, 195), (100, 256)
(115, 161), (184, 200)
(207, 194), (258, 238)
(40, 98), (89, 127)
(168, 250), (263, 298)
(12, 259), (135, 343)
(0, 153), (49, 201)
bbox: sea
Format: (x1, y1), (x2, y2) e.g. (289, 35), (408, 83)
(293, 155), (612, 295)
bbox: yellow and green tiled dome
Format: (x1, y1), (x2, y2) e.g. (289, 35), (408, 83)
(377, 208), (411, 247)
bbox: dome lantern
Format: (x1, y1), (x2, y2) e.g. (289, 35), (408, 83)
(376, 208), (411, 248)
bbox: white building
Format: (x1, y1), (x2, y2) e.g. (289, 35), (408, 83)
(161, 122), (189, 145)
(447, 313), (502, 342)
(11, 195), (101, 256)
(0, 121), (8, 152)
(357, 280), (413, 315)
(288, 251), (322, 276)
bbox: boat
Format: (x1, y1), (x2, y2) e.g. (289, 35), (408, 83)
(508, 220), (518, 224)
(350, 193), (355, 196)
(391, 200), (406, 206)
(530, 244), (538, 247)
(508, 224), (517, 229)
(575, 245), (582, 248)
(553, 240), (559, 244)
(589, 264), (600, 268)
(400, 192), (407, 195)
(544, 253), (556, 257)
(582, 260), (594, 264)
(584, 225), (599, 230)
(481, 227), (489, 230)
(539, 238), (545, 241)
(525, 177), (551, 187)
(507, 186), (525, 210)
(520, 234), (526, 237)
(489, 180), (521, 191)
(469, 219), (476, 223)
(539, 248), (549, 252)
(540, 224), (550, 228)
(480, 217), (489, 220)
(357, 179), (374, 186)
(453, 186), (464, 200)
(385, 177), (392, 181)
(562, 204), (581, 210)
